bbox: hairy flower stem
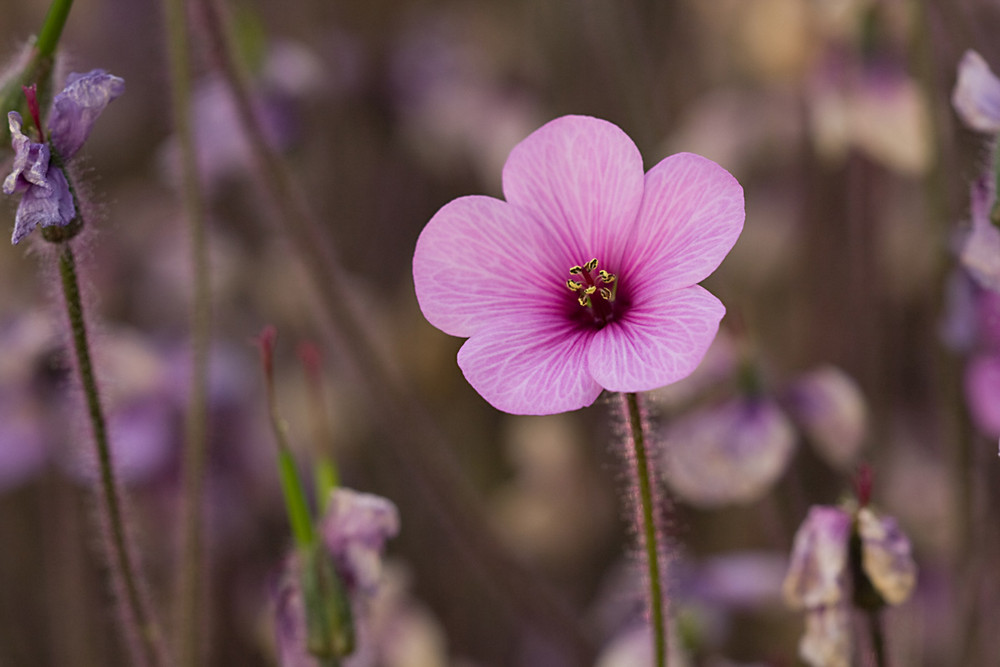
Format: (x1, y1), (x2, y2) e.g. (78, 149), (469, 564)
(161, 0), (212, 661)
(58, 243), (166, 667)
(624, 392), (667, 667)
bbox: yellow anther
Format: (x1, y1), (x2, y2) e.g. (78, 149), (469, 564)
(584, 258), (599, 272)
(583, 285), (597, 295)
(599, 270), (616, 283)
(578, 295), (591, 307)
(599, 287), (614, 301)
(569, 265), (583, 275)
(566, 279), (582, 291)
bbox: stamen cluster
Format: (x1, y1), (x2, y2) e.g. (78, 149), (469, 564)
(566, 258), (617, 325)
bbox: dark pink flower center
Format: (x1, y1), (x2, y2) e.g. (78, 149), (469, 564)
(565, 258), (618, 326)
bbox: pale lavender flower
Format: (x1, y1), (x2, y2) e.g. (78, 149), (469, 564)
(952, 50), (1000, 133)
(273, 488), (401, 666)
(3, 70), (124, 243)
(320, 488), (401, 599)
(412, 115), (744, 414)
(960, 176), (1000, 293)
(784, 366), (868, 470)
(660, 397), (796, 507)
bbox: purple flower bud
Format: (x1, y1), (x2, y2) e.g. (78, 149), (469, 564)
(320, 488), (400, 598)
(952, 50), (1000, 133)
(785, 366), (868, 469)
(660, 397), (796, 507)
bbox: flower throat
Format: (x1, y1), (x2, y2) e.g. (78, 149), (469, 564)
(565, 258), (618, 326)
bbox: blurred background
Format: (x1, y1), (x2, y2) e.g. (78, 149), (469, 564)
(0, 0), (997, 665)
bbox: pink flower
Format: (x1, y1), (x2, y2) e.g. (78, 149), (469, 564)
(412, 115), (744, 414)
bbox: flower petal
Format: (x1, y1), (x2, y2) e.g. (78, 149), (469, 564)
(501, 115), (644, 267)
(4, 112), (51, 194)
(952, 50), (1000, 133)
(622, 152), (744, 292)
(11, 168), (75, 244)
(48, 70), (125, 159)
(457, 315), (602, 414)
(413, 195), (566, 337)
(587, 285), (724, 392)
(782, 506), (852, 610)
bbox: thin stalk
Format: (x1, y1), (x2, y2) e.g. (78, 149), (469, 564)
(35, 0), (74, 58)
(58, 242), (166, 667)
(161, 0), (212, 661)
(868, 610), (887, 667)
(624, 392), (667, 667)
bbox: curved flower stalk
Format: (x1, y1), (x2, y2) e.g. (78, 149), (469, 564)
(413, 114), (744, 415)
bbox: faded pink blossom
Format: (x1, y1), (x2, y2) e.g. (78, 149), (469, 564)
(412, 115), (744, 414)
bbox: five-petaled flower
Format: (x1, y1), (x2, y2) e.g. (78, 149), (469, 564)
(3, 69), (125, 244)
(412, 115), (744, 414)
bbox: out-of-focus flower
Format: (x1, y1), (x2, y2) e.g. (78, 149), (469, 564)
(3, 70), (124, 243)
(808, 58), (931, 174)
(319, 488), (400, 599)
(959, 176), (1000, 293)
(784, 366), (868, 469)
(0, 312), (59, 492)
(783, 504), (917, 667)
(273, 488), (401, 666)
(388, 12), (541, 186)
(660, 396), (796, 507)
(964, 354), (1000, 436)
(413, 115), (744, 415)
(952, 50), (1000, 133)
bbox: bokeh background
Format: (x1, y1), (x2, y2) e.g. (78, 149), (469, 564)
(1, 0), (997, 665)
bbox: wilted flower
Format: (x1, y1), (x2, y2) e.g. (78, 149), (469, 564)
(273, 487), (400, 666)
(783, 504), (917, 667)
(2, 70), (124, 243)
(952, 50), (1000, 133)
(660, 396), (796, 507)
(412, 115), (744, 414)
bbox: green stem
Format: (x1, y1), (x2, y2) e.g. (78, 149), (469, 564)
(161, 0), (212, 661)
(58, 243), (166, 667)
(624, 392), (667, 667)
(35, 0), (74, 57)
